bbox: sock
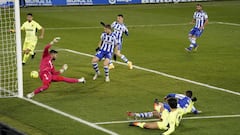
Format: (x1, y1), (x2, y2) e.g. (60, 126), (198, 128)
(104, 66), (109, 77)
(23, 53), (30, 63)
(135, 112), (153, 118)
(92, 63), (99, 73)
(189, 38), (197, 48)
(120, 55), (128, 63)
(63, 77), (78, 83)
(109, 60), (112, 65)
(136, 122), (146, 128)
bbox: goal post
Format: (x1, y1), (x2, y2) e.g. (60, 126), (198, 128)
(0, 0), (23, 98)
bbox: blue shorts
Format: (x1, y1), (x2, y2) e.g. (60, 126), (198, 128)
(189, 27), (204, 37)
(95, 50), (112, 60)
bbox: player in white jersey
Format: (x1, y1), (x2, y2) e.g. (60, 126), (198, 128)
(185, 4), (208, 52)
(109, 14), (133, 70)
(92, 25), (118, 82)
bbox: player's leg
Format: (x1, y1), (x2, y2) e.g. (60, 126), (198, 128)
(115, 48), (133, 70)
(52, 75), (85, 83)
(129, 122), (160, 129)
(22, 42), (31, 65)
(103, 57), (110, 82)
(185, 28), (198, 52)
(127, 111), (155, 119)
(27, 72), (52, 98)
(92, 51), (102, 80)
(29, 40), (37, 59)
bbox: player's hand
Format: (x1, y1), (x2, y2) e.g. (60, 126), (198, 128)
(62, 64), (68, 71)
(59, 64), (68, 73)
(124, 31), (129, 36)
(50, 37), (61, 45)
(95, 47), (100, 52)
(9, 29), (15, 33)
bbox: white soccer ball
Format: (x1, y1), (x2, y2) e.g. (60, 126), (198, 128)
(30, 71), (39, 79)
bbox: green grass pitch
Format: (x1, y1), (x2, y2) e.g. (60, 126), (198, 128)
(0, 1), (240, 135)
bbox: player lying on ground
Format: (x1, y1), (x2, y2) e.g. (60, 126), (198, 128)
(164, 90), (200, 114)
(107, 14), (133, 70)
(127, 90), (199, 120)
(27, 37), (85, 98)
(185, 4), (208, 52)
(92, 24), (118, 82)
(21, 13), (45, 64)
(129, 98), (183, 135)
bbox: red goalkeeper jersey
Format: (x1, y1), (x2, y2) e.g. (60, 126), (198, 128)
(39, 44), (59, 75)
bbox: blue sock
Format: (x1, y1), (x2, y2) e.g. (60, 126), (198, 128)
(92, 63), (99, 73)
(121, 55), (128, 63)
(104, 66), (109, 77)
(135, 112), (153, 118)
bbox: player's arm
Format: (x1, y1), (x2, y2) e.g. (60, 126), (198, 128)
(43, 37), (61, 58)
(95, 40), (102, 52)
(164, 94), (175, 100)
(39, 27), (45, 39)
(124, 26), (129, 36)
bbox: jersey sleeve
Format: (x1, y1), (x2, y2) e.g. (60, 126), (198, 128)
(111, 21), (116, 28)
(52, 66), (60, 75)
(204, 12), (208, 20)
(20, 22), (25, 30)
(193, 12), (197, 19)
(166, 94), (175, 98)
(35, 21), (42, 30)
(42, 44), (51, 58)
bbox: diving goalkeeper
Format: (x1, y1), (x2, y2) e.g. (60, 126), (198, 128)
(27, 37), (86, 98)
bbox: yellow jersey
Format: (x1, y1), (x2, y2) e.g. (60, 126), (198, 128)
(21, 20), (42, 42)
(162, 108), (183, 135)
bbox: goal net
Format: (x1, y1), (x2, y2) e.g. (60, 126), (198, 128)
(0, 0), (23, 98)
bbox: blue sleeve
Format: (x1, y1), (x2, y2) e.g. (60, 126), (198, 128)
(166, 93), (176, 98)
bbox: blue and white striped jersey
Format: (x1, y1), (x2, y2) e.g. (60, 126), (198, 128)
(193, 10), (208, 29)
(111, 21), (128, 40)
(166, 94), (191, 109)
(100, 32), (118, 53)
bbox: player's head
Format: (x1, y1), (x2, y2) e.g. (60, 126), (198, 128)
(117, 14), (124, 24)
(185, 90), (193, 98)
(104, 24), (112, 34)
(196, 4), (203, 11)
(50, 50), (58, 61)
(27, 13), (33, 22)
(167, 98), (178, 109)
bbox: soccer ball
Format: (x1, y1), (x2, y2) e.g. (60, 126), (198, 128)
(30, 71), (39, 79)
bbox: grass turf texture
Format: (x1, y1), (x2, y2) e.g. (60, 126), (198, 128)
(0, 1), (240, 134)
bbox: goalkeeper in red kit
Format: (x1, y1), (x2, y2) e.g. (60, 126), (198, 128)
(27, 37), (86, 99)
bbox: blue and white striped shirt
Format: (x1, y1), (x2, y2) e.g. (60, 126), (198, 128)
(111, 21), (128, 41)
(100, 32), (118, 53)
(193, 10), (208, 29)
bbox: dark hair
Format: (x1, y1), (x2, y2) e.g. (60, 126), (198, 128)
(117, 14), (123, 18)
(104, 24), (111, 30)
(50, 50), (58, 54)
(167, 98), (177, 109)
(186, 90), (193, 98)
(191, 97), (197, 102)
(196, 4), (202, 7)
(27, 13), (33, 16)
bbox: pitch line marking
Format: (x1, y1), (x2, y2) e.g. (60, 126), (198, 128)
(44, 22), (240, 30)
(58, 48), (240, 96)
(21, 97), (119, 135)
(94, 114), (240, 125)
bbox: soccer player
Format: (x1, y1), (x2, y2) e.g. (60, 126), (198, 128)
(165, 90), (200, 114)
(185, 4), (208, 52)
(21, 13), (45, 65)
(26, 37), (86, 99)
(129, 98), (183, 135)
(109, 14), (133, 70)
(92, 25), (118, 82)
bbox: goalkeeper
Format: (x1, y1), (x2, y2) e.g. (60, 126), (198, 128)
(27, 37), (86, 99)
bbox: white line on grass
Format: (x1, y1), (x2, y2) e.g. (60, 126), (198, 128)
(44, 22), (240, 30)
(60, 48), (240, 96)
(21, 97), (119, 135)
(94, 114), (240, 125)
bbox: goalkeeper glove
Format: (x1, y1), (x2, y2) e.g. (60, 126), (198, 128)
(95, 47), (100, 52)
(60, 64), (68, 73)
(50, 37), (61, 45)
